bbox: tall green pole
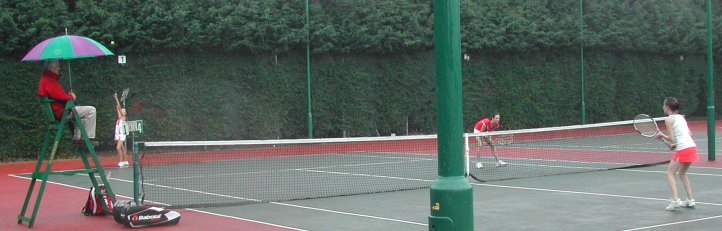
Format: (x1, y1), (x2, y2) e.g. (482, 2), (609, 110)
(705, 0), (715, 160)
(428, 0), (473, 230)
(579, 0), (586, 125)
(305, 0), (313, 138)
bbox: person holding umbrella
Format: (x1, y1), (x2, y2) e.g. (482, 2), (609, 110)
(37, 58), (97, 142)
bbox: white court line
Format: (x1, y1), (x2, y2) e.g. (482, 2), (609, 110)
(7, 174), (304, 231)
(621, 214), (722, 231)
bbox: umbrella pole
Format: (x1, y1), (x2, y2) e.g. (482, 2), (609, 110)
(64, 28), (73, 91)
(66, 60), (73, 90)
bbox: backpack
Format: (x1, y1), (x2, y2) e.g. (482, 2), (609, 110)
(81, 185), (113, 216)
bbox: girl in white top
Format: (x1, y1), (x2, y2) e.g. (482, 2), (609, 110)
(113, 93), (129, 168)
(656, 97), (698, 210)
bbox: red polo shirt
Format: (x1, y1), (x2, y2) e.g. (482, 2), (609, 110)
(474, 118), (500, 132)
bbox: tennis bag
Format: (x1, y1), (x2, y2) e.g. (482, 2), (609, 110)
(112, 200), (137, 223)
(120, 205), (181, 228)
(81, 185), (113, 216)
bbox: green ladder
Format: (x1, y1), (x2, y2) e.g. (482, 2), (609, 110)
(17, 98), (116, 228)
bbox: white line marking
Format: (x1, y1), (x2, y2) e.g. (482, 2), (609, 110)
(621, 214), (722, 231)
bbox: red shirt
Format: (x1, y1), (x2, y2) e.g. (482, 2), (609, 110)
(474, 118), (500, 132)
(37, 70), (73, 119)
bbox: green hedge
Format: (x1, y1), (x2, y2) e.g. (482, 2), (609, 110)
(2, 51), (721, 161)
(2, 0), (721, 55)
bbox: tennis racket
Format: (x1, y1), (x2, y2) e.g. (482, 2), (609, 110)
(633, 114), (660, 137)
(492, 134), (513, 146)
(633, 114), (676, 150)
(120, 88), (129, 108)
(476, 134), (513, 146)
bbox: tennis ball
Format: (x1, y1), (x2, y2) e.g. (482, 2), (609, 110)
(111, 41), (115, 45)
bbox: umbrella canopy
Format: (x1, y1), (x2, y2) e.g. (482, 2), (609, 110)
(21, 35), (114, 61)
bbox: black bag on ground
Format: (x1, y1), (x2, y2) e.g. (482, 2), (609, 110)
(112, 200), (137, 223)
(121, 205), (181, 228)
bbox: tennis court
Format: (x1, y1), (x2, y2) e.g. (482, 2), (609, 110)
(4, 120), (721, 230)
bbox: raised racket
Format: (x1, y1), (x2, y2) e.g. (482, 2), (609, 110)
(120, 88), (130, 108)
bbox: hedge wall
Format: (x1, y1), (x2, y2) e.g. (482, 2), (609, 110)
(2, 51), (720, 161)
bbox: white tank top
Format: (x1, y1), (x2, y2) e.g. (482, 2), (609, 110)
(669, 114), (696, 150)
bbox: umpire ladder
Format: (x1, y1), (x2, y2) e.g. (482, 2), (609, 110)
(17, 98), (116, 228)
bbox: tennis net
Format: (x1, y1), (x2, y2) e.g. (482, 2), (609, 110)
(133, 118), (671, 208)
(465, 118), (670, 182)
(134, 135), (439, 208)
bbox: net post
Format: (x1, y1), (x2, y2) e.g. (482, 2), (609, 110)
(429, 0), (473, 230)
(132, 141), (140, 204)
(705, 0), (715, 161)
(464, 133), (469, 176)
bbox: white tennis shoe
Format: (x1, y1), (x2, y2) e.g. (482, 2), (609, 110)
(475, 162), (483, 169)
(496, 160), (507, 167)
(684, 199), (696, 208)
(118, 161), (129, 168)
(666, 199), (683, 211)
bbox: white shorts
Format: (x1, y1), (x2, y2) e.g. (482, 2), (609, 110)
(115, 124), (126, 141)
(114, 134), (126, 141)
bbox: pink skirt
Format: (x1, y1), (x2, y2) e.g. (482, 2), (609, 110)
(672, 147), (698, 163)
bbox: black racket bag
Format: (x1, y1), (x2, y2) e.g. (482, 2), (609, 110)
(112, 200), (137, 223)
(120, 205), (181, 228)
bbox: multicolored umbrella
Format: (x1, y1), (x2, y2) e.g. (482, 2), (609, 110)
(21, 35), (114, 61)
(21, 34), (114, 89)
